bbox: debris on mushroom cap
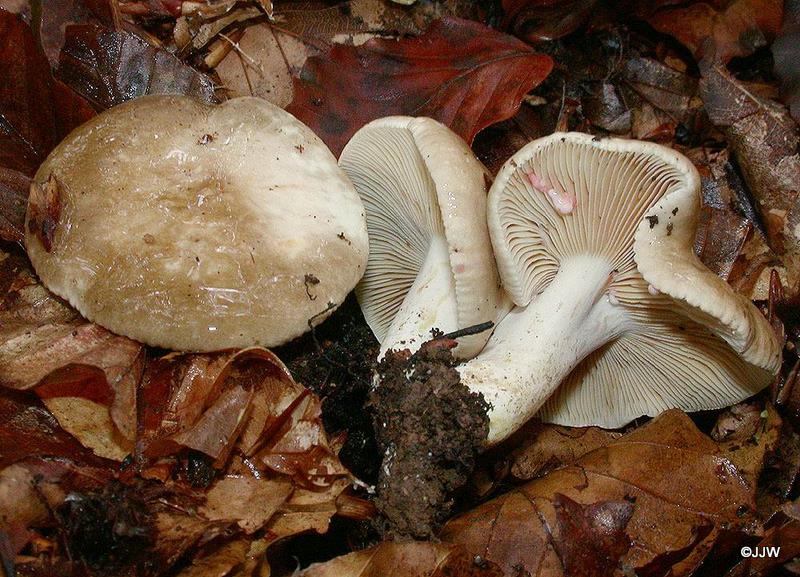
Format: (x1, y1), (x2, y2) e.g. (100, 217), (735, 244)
(339, 116), (508, 360)
(24, 95), (369, 352)
(460, 132), (781, 442)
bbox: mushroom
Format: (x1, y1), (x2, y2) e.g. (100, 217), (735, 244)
(25, 95), (368, 351)
(338, 117), (508, 360)
(458, 132), (782, 443)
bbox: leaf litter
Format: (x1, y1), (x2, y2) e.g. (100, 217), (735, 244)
(1, 0), (800, 575)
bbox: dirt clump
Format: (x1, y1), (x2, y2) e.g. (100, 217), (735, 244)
(370, 338), (490, 539)
(57, 480), (155, 574)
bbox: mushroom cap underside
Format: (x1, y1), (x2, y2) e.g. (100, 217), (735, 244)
(340, 116), (505, 358)
(487, 132), (781, 426)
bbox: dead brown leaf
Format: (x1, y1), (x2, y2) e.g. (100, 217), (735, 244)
(645, 0), (783, 64)
(0, 250), (144, 450)
(442, 409), (780, 577)
(508, 423), (621, 480)
(0, 168), (28, 243)
(0, 10), (95, 176)
(201, 475), (294, 533)
(773, 3), (800, 123)
(58, 24), (218, 111)
(700, 60), (800, 293)
(298, 540), (504, 577)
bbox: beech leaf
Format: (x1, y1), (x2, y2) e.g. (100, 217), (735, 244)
(644, 0), (783, 64)
(299, 541), (504, 577)
(57, 24), (218, 111)
(287, 16), (553, 155)
(0, 10), (95, 176)
(441, 409), (779, 577)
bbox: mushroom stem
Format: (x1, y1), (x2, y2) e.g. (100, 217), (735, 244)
(458, 254), (629, 444)
(380, 235), (458, 358)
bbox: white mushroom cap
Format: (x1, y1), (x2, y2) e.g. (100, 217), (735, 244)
(460, 132), (781, 442)
(339, 116), (507, 359)
(25, 95), (368, 351)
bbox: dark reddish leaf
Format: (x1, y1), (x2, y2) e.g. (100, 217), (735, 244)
(0, 167), (28, 243)
(0, 10), (94, 176)
(38, 0), (112, 65)
(0, 389), (109, 469)
(287, 16), (553, 155)
(502, 0), (599, 42)
(552, 494), (633, 577)
(644, 0), (784, 64)
(57, 24), (218, 111)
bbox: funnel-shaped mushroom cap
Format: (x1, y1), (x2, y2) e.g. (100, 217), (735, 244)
(25, 95), (368, 351)
(471, 132), (781, 433)
(339, 117), (507, 359)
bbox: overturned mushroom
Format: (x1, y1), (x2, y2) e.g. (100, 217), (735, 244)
(460, 133), (781, 443)
(25, 95), (368, 351)
(339, 117), (508, 360)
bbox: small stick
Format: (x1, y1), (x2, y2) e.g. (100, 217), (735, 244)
(438, 321), (495, 341)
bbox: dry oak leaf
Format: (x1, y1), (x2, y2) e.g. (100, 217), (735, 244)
(287, 16), (553, 155)
(0, 9), (95, 176)
(644, 0), (783, 64)
(442, 409), (779, 577)
(299, 540), (504, 577)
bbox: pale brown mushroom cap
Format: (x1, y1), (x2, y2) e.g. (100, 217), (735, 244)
(25, 95), (368, 351)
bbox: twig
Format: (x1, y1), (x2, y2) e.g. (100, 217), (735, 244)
(438, 321), (495, 341)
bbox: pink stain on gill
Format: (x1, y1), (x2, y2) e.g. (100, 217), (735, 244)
(525, 171), (576, 215)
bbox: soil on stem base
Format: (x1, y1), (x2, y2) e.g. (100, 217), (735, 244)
(371, 338), (490, 539)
